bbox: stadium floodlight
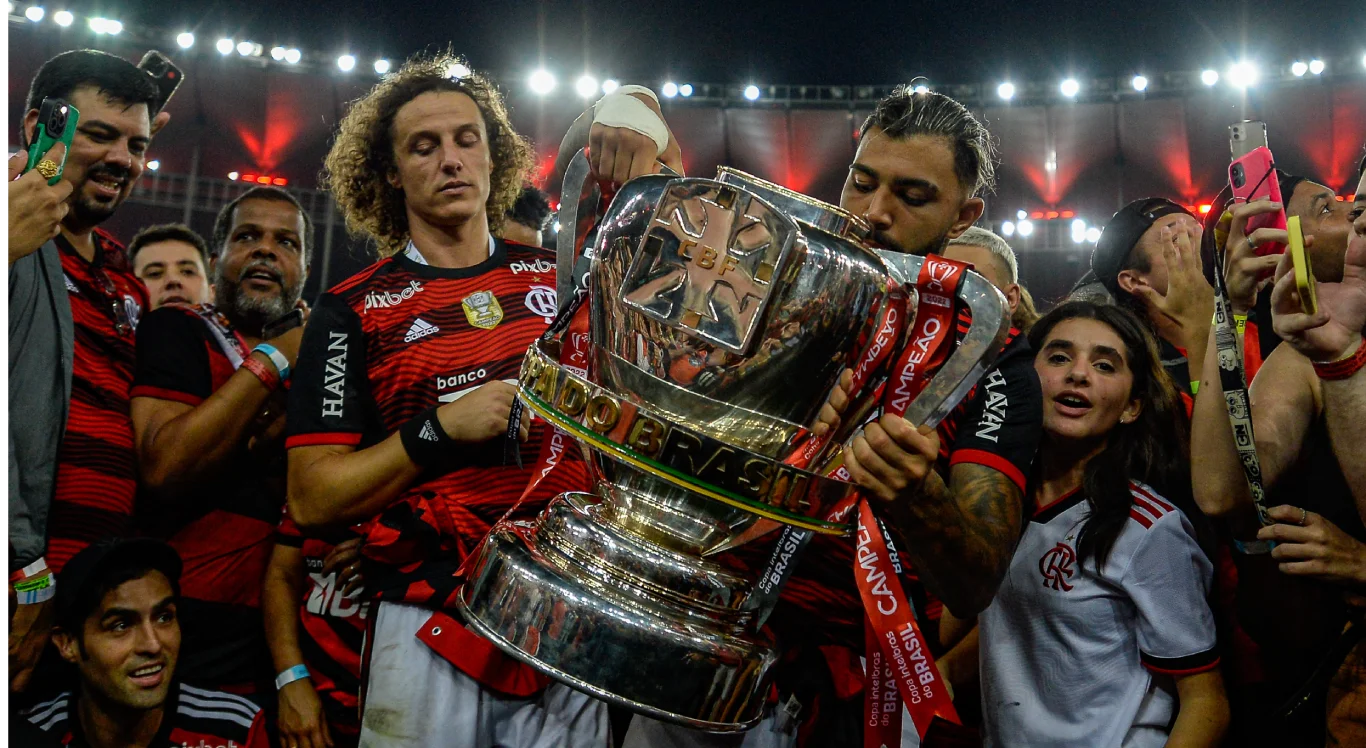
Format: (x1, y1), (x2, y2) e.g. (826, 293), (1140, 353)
(997, 82), (1016, 100)
(227, 171), (239, 181)
(575, 74), (598, 98)
(216, 38), (234, 55)
(88, 16), (120, 34)
(601, 79), (619, 94)
(446, 62), (470, 79)
(1227, 61), (1259, 89)
(337, 54), (356, 72)
(1309, 59), (1325, 75)
(1200, 69), (1219, 86)
(25, 6), (42, 21)
(55, 9), (75, 26)
(1060, 78), (1080, 98)
(374, 59), (390, 75)
(284, 48), (301, 65)
(1362, 53), (1366, 70)
(1291, 61), (1308, 77)
(270, 46), (287, 61)
(237, 41), (254, 56)
(1086, 227), (1102, 243)
(1071, 219), (1087, 243)
(912, 83), (930, 94)
(661, 81), (679, 98)
(146, 160), (160, 171)
(1132, 75), (1148, 92)
(1001, 221), (1015, 237)
(1016, 209), (1028, 220)
(1016, 219), (1034, 237)
(743, 84), (761, 101)
(528, 69), (556, 95)
(176, 31), (194, 48)
(679, 83), (694, 97)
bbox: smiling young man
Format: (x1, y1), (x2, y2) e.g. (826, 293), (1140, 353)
(128, 186), (310, 698)
(288, 55), (603, 747)
(22, 538), (268, 747)
(581, 85), (1043, 746)
(128, 224), (213, 310)
(10, 49), (168, 695)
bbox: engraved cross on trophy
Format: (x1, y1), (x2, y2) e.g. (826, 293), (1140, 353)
(458, 151), (1009, 731)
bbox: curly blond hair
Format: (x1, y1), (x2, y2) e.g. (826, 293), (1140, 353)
(322, 53), (533, 256)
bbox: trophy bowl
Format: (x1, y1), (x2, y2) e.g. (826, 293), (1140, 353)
(458, 160), (1008, 730)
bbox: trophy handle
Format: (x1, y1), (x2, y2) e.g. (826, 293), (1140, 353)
(556, 148), (602, 313)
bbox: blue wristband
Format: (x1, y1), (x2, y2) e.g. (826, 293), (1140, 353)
(253, 343), (290, 383)
(274, 664), (310, 690)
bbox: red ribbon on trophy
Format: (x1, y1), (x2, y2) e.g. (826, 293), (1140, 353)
(856, 255), (970, 745)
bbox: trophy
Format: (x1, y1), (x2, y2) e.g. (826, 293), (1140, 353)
(458, 151), (1009, 731)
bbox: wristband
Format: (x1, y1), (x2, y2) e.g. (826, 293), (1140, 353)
(594, 88), (668, 157)
(1312, 338), (1366, 381)
(10, 557), (49, 583)
(253, 343), (291, 382)
(240, 356), (280, 391)
(15, 573), (55, 605)
(275, 664), (311, 690)
(400, 406), (458, 468)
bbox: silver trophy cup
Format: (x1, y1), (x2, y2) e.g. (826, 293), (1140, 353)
(458, 154), (1008, 731)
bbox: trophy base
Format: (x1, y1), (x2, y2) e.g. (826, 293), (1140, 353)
(457, 493), (778, 732)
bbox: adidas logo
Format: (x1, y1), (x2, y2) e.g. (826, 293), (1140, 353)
(418, 421), (440, 442)
(404, 318), (439, 343)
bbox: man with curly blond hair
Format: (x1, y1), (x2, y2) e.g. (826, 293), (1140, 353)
(285, 54), (605, 747)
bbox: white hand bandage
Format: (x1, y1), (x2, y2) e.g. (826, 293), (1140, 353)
(593, 86), (668, 157)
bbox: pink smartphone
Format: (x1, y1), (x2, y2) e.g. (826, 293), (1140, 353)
(1228, 121), (1286, 259)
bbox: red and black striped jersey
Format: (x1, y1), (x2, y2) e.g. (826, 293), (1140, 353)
(275, 513), (367, 738)
(22, 682), (269, 747)
(46, 230), (148, 573)
(744, 324), (1042, 652)
(285, 239), (586, 610)
(130, 304), (282, 690)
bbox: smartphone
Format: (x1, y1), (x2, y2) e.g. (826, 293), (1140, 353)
(1286, 215), (1317, 316)
(1228, 121), (1287, 259)
(262, 308), (305, 340)
(138, 50), (183, 115)
(25, 97), (79, 185)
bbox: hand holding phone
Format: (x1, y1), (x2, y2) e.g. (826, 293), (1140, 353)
(26, 97), (79, 185)
(1228, 122), (1287, 268)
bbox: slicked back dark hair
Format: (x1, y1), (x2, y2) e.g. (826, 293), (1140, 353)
(508, 184), (552, 232)
(211, 186), (314, 262)
(129, 223), (210, 268)
(861, 86), (998, 198)
(23, 50), (158, 147)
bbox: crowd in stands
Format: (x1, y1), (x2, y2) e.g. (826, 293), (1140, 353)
(8, 47), (1366, 748)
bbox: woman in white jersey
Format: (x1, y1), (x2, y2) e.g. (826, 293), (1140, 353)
(978, 301), (1228, 747)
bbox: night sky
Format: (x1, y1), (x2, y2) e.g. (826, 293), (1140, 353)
(69, 0), (1366, 88)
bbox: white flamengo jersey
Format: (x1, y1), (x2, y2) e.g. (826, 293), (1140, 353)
(979, 481), (1218, 748)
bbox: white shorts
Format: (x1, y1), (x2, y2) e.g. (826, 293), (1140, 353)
(359, 601), (610, 748)
(622, 657), (925, 748)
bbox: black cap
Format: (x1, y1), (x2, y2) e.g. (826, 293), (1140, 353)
(1092, 198), (1194, 294)
(57, 538), (182, 628)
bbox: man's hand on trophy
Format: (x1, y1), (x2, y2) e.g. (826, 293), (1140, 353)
(845, 415), (941, 505)
(813, 370), (854, 437)
(436, 380), (531, 444)
(588, 87), (684, 186)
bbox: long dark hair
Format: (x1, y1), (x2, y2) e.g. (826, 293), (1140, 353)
(1028, 301), (1201, 568)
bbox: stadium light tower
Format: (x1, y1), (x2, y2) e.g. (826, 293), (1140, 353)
(997, 82), (1016, 101)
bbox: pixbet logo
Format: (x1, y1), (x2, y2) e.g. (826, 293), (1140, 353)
(364, 280), (423, 312)
(510, 258), (553, 275)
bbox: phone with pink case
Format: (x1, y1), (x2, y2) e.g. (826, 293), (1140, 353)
(1228, 121), (1286, 259)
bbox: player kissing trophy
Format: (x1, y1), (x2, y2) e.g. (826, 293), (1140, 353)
(459, 149), (1009, 736)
